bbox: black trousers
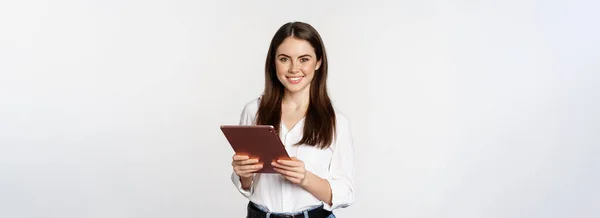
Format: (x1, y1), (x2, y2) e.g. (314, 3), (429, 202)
(246, 202), (333, 218)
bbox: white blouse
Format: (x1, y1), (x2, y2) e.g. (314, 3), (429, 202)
(230, 97), (356, 212)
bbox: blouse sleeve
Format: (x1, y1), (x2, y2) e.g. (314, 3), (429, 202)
(230, 101), (257, 197)
(323, 115), (356, 211)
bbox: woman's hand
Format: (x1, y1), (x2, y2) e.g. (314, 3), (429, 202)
(274, 157), (334, 205)
(272, 157), (309, 186)
(232, 154), (263, 179)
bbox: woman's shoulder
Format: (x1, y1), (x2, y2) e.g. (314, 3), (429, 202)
(332, 107), (353, 147)
(242, 97), (260, 113)
(333, 107), (351, 129)
(238, 96), (261, 125)
(240, 96), (262, 117)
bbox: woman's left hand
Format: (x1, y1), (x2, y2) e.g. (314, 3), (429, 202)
(272, 157), (309, 186)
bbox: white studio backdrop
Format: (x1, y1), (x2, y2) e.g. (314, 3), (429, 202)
(1, 0), (598, 217)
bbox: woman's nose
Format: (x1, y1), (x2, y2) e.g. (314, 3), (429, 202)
(288, 62), (301, 73)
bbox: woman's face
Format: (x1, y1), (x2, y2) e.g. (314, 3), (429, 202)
(275, 37), (322, 94)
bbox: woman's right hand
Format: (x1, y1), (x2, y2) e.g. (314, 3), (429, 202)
(232, 154), (263, 179)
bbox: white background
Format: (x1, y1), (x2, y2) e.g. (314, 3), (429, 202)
(1, 0), (599, 217)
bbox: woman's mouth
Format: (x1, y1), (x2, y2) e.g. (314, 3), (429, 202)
(286, 76), (304, 84)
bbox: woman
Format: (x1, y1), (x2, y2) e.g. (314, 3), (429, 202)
(231, 21), (355, 218)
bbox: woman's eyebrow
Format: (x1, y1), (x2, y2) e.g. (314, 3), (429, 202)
(277, 54), (313, 58)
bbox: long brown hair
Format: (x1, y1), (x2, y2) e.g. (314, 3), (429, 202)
(256, 21), (336, 149)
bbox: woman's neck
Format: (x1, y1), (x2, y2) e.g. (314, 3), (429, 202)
(282, 87), (310, 110)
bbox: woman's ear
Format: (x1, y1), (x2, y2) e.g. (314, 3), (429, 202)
(316, 59), (322, 71)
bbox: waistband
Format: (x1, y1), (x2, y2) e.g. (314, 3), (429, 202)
(247, 201), (332, 218)
(251, 202), (323, 214)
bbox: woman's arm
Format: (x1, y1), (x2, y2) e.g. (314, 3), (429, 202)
(272, 115), (355, 210)
(240, 176), (253, 190)
(231, 99), (261, 196)
(321, 115), (356, 210)
(301, 171), (333, 204)
(272, 158), (333, 204)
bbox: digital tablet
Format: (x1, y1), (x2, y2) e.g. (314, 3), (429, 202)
(220, 125), (290, 173)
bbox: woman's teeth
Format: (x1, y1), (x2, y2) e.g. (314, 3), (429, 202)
(287, 76), (303, 84)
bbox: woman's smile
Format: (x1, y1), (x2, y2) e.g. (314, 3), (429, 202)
(286, 76), (304, 84)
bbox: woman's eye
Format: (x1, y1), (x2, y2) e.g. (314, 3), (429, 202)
(279, 58), (288, 62)
(300, 58), (309, 62)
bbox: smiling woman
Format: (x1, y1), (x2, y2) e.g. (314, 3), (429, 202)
(229, 22), (355, 218)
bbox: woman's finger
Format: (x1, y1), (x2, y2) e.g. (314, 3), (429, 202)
(236, 158), (259, 166)
(238, 163), (263, 171)
(276, 159), (303, 167)
(232, 155), (249, 161)
(235, 166), (263, 177)
(272, 162), (300, 172)
(237, 172), (255, 178)
(237, 168), (261, 176)
(273, 167), (303, 179)
(284, 176), (301, 184)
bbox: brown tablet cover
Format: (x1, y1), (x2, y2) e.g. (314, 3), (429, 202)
(220, 125), (291, 173)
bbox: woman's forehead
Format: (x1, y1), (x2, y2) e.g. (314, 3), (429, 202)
(276, 37), (315, 56)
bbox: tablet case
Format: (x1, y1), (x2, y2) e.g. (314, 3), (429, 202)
(220, 125), (291, 173)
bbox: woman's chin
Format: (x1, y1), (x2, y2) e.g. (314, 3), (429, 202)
(283, 84), (309, 94)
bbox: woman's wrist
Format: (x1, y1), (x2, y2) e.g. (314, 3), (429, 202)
(300, 171), (314, 188)
(240, 175), (253, 189)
